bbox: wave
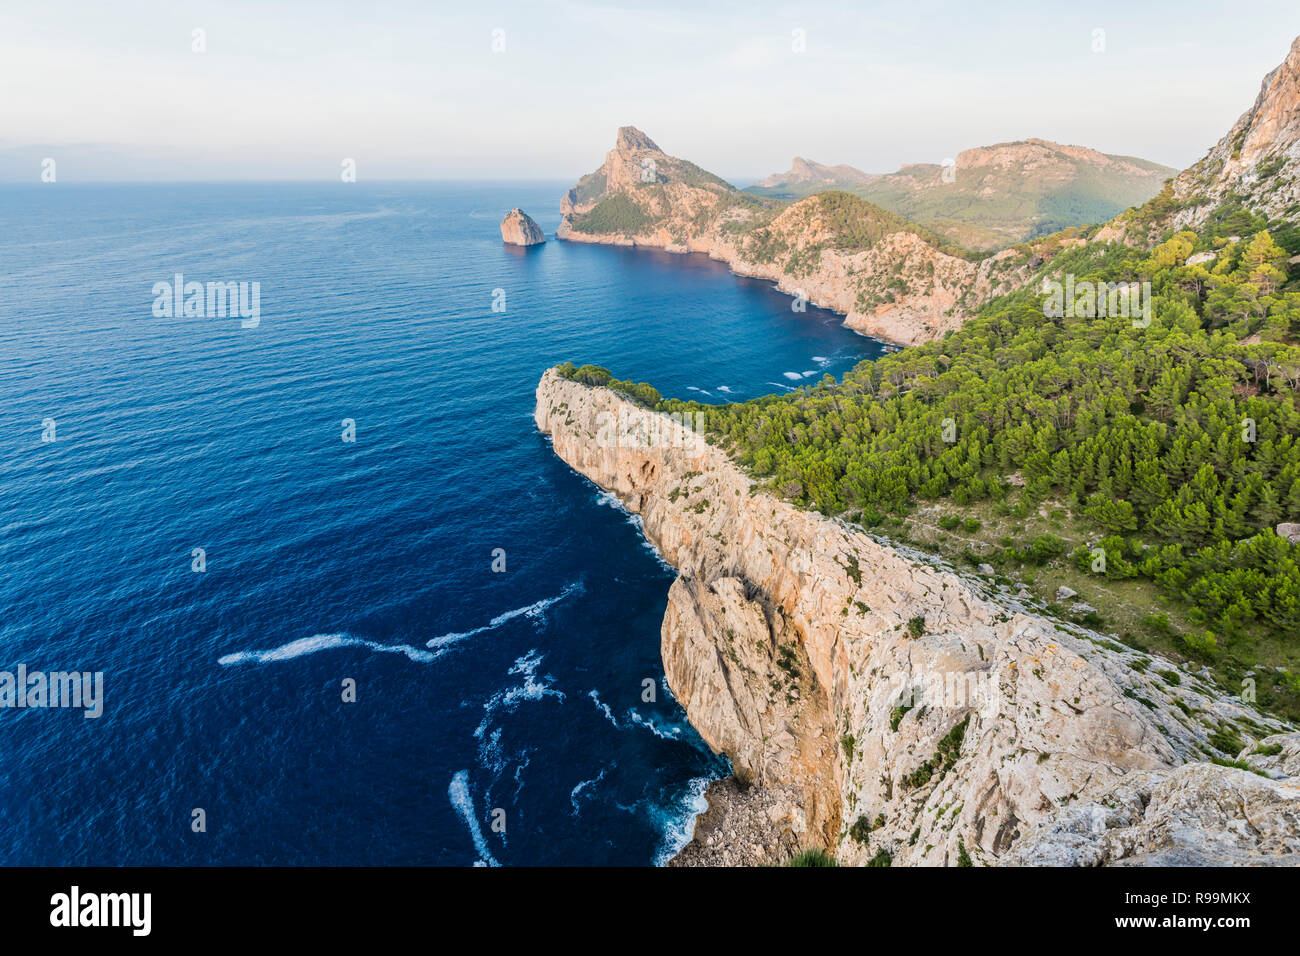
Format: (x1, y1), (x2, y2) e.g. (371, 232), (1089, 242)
(781, 371), (804, 380)
(569, 764), (613, 816)
(448, 770), (500, 867)
(626, 708), (684, 740)
(589, 689), (620, 728)
(652, 775), (712, 866)
(474, 650), (567, 747)
(593, 492), (675, 571)
(218, 633), (439, 666)
(426, 580), (584, 649)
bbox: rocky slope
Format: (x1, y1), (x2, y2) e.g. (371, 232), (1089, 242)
(500, 208), (546, 246)
(536, 369), (1300, 866)
(1171, 35), (1300, 229)
(557, 127), (1042, 346)
(751, 141), (1174, 250)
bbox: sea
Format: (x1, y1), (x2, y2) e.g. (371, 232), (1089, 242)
(0, 181), (887, 865)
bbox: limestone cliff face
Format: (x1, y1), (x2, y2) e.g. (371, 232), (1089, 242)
(536, 369), (1300, 866)
(556, 128), (1039, 347)
(500, 208), (546, 246)
(1172, 35), (1300, 228)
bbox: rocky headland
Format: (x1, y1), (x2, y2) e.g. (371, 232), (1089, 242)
(535, 368), (1300, 866)
(556, 127), (1053, 346)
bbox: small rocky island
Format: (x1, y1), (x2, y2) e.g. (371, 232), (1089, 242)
(500, 208), (546, 246)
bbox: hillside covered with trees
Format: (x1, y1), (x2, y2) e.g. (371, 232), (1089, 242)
(630, 219), (1300, 717)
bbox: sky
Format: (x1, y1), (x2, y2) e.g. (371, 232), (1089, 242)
(2, 0), (1298, 183)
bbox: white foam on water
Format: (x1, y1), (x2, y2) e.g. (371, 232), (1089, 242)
(781, 371), (803, 380)
(716, 386), (733, 393)
(653, 775), (713, 867)
(812, 355), (829, 364)
(569, 764), (612, 816)
(594, 492), (676, 572)
(766, 381), (795, 391)
(589, 689), (620, 727)
(218, 633), (438, 666)
(474, 650), (567, 744)
(221, 580), (585, 667)
(626, 708), (683, 740)
(448, 769), (500, 867)
(426, 580), (584, 649)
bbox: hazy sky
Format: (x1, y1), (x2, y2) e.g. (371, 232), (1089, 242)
(3, 1), (1298, 182)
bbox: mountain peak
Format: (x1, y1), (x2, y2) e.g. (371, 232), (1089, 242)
(756, 156), (874, 189)
(1172, 34), (1300, 224)
(615, 126), (661, 153)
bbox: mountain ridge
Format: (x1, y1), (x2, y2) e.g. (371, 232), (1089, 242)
(556, 126), (1052, 346)
(748, 138), (1175, 249)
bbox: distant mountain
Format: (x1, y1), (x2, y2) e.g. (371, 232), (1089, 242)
(748, 140), (1176, 250)
(556, 127), (1045, 346)
(753, 157), (875, 190)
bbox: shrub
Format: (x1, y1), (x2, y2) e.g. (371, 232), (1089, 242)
(786, 848), (837, 867)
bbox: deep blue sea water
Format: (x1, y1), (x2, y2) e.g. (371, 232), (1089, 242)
(0, 182), (886, 865)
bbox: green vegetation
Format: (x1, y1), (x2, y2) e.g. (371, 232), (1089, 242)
(841, 733), (856, 763)
(1208, 723), (1246, 756)
(901, 717), (970, 790)
(647, 219), (1300, 718)
(956, 840), (974, 867)
(747, 147), (1175, 251)
(866, 848), (893, 867)
(890, 701), (913, 732)
(555, 362), (662, 407)
(1209, 755), (1268, 777)
(785, 847), (838, 867)
(569, 193), (655, 235)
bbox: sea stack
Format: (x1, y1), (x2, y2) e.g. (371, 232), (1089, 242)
(500, 208), (546, 246)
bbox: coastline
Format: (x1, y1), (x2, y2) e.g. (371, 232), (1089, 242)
(536, 367), (1300, 866)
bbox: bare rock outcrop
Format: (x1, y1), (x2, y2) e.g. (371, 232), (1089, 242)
(500, 208), (546, 246)
(1002, 755), (1300, 866)
(1171, 35), (1300, 228)
(535, 369), (1297, 866)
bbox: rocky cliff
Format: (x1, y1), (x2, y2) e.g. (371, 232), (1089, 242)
(557, 127), (1041, 347)
(500, 208), (546, 246)
(1171, 35), (1300, 229)
(535, 368), (1300, 866)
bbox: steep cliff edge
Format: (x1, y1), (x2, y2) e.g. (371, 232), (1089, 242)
(536, 368), (1300, 866)
(1172, 35), (1300, 228)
